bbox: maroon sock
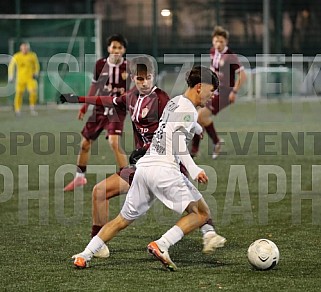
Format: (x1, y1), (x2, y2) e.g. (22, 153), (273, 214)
(205, 122), (219, 145)
(191, 134), (201, 155)
(77, 165), (87, 173)
(91, 225), (102, 238)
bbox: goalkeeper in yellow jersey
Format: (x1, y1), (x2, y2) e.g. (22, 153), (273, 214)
(8, 42), (40, 116)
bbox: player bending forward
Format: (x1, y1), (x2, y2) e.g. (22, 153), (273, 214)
(71, 65), (226, 270)
(61, 56), (222, 257)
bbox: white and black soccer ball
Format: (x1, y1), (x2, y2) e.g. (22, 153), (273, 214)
(247, 239), (279, 270)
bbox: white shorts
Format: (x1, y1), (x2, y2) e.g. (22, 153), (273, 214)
(120, 165), (202, 221)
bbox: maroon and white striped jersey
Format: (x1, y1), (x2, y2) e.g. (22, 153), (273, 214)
(92, 57), (131, 115)
(113, 86), (170, 148)
(210, 47), (244, 88)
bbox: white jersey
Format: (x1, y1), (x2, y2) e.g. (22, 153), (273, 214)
(137, 95), (203, 180)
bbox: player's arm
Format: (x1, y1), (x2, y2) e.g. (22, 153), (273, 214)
(233, 68), (247, 93)
(129, 143), (150, 165)
(33, 53), (40, 78)
(78, 83), (98, 118)
(60, 93), (129, 110)
(8, 55), (16, 82)
(173, 125), (206, 182)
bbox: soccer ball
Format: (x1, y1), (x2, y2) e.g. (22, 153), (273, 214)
(247, 239), (279, 270)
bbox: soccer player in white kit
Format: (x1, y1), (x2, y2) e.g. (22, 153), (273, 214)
(72, 65), (226, 270)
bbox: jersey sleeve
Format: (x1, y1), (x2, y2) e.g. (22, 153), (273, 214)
(33, 53), (40, 76)
(8, 54), (17, 80)
(173, 110), (203, 180)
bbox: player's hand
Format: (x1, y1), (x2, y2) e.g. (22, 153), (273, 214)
(229, 91), (237, 103)
(196, 171), (208, 184)
(78, 110), (85, 120)
(129, 147), (147, 165)
(60, 93), (79, 104)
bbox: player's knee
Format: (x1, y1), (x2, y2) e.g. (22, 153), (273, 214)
(81, 140), (91, 153)
(108, 137), (120, 151)
(92, 183), (107, 203)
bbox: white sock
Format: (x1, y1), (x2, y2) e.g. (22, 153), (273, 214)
(82, 235), (105, 259)
(200, 224), (215, 236)
(76, 172), (85, 178)
(156, 225), (184, 249)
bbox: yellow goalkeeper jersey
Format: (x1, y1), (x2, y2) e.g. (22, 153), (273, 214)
(8, 51), (40, 81)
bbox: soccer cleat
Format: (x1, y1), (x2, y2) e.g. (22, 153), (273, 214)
(93, 243), (110, 259)
(30, 110), (38, 116)
(72, 254), (90, 269)
(212, 139), (224, 159)
(147, 241), (177, 271)
(64, 176), (87, 191)
(202, 231), (227, 254)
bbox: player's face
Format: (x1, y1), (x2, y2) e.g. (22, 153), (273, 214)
(107, 41), (126, 64)
(133, 71), (154, 95)
(212, 35), (227, 53)
(20, 44), (30, 54)
(198, 83), (215, 107)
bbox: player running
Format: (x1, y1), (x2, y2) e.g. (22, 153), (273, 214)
(191, 26), (247, 159)
(68, 65), (226, 270)
(61, 57), (225, 259)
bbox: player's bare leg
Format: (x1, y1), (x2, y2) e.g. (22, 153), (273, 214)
(91, 174), (130, 234)
(108, 134), (127, 169)
(72, 214), (133, 268)
(91, 174), (130, 258)
(148, 199), (209, 271)
(64, 137), (91, 191)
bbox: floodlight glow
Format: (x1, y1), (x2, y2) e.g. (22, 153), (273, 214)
(161, 9), (171, 17)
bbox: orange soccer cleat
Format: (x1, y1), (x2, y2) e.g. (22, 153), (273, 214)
(72, 254), (89, 269)
(147, 241), (177, 271)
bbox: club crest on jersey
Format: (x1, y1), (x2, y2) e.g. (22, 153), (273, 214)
(121, 72), (129, 80)
(184, 115), (191, 122)
(142, 107), (149, 118)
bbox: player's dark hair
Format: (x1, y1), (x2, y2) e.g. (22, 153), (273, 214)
(129, 56), (155, 76)
(185, 65), (219, 89)
(212, 26), (229, 40)
(106, 34), (128, 49)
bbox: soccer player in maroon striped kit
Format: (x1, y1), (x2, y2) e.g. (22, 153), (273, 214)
(64, 34), (131, 191)
(191, 26), (247, 159)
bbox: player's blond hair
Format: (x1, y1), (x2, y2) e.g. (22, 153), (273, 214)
(212, 26), (229, 40)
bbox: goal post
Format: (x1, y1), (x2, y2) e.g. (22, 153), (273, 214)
(0, 14), (102, 105)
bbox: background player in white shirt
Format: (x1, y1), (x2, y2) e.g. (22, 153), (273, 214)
(72, 65), (226, 271)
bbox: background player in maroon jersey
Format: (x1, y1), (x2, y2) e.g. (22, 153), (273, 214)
(64, 34), (130, 191)
(191, 26), (247, 159)
(61, 57), (221, 258)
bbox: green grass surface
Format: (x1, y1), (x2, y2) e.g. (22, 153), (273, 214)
(1, 100), (321, 291)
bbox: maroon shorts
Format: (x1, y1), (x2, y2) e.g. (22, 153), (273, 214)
(206, 87), (232, 115)
(81, 110), (126, 141)
(116, 165), (136, 185)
